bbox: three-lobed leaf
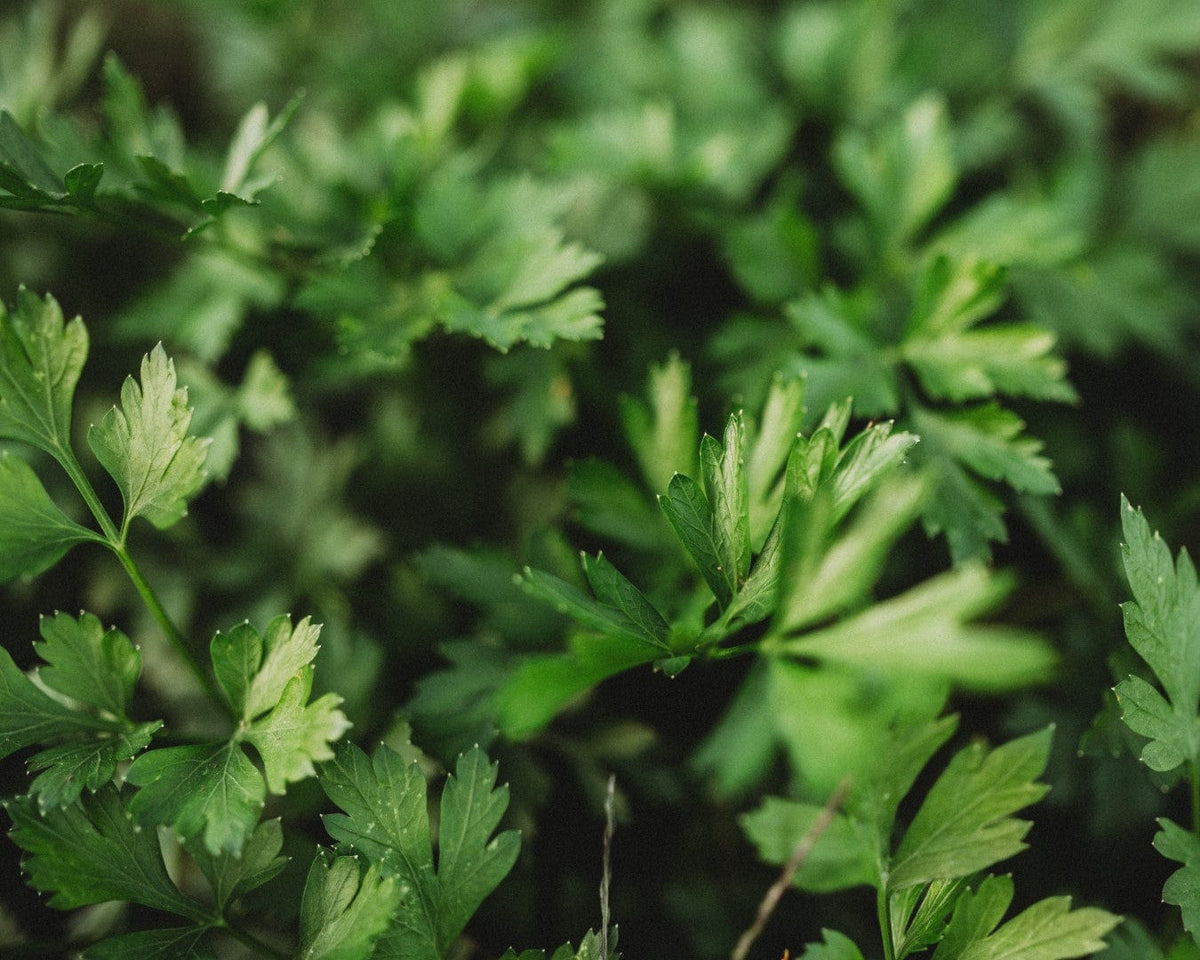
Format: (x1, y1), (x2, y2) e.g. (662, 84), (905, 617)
(35, 610), (139, 719)
(319, 741), (520, 957)
(88, 342), (210, 532)
(0, 288), (88, 456)
(1116, 497), (1200, 772)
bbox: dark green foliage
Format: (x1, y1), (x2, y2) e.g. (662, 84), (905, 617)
(1, 0), (1197, 956)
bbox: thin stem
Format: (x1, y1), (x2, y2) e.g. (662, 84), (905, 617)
(55, 443), (220, 706)
(731, 777), (851, 960)
(55, 443), (120, 543)
(600, 773), (616, 960)
(113, 543), (221, 703)
(878, 882), (897, 960)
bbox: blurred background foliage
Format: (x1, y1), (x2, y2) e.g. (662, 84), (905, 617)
(2, 0), (1200, 956)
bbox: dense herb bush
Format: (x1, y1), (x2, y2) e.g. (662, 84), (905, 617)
(2, 0), (1200, 957)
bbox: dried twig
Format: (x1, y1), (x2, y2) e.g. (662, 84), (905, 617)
(730, 777), (852, 960)
(600, 773), (616, 960)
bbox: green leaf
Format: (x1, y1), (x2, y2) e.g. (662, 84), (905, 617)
(320, 742), (519, 957)
(35, 610), (139, 719)
(700, 413), (752, 589)
(5, 785), (205, 919)
(798, 929), (866, 960)
(620, 353), (700, 493)
(1118, 497), (1200, 773)
(1113, 673), (1199, 772)
(243, 667), (351, 794)
(956, 896), (1120, 960)
(776, 475), (926, 634)
(740, 797), (876, 892)
(931, 874), (1015, 960)
(520, 567), (667, 652)
(889, 727), (1052, 890)
(829, 421), (920, 520)
(0, 452), (98, 582)
(833, 93), (956, 249)
(0, 288), (88, 456)
(125, 741), (266, 855)
(186, 817), (289, 911)
(893, 878), (971, 960)
(658, 472), (734, 607)
(433, 747), (522, 947)
(1154, 818), (1200, 940)
(82, 927), (214, 960)
(744, 375), (807, 547)
(770, 565), (1056, 690)
(211, 614), (324, 722)
(28, 721), (161, 810)
(298, 852), (399, 960)
(0, 110), (64, 197)
(912, 404), (1060, 496)
(0, 646), (112, 761)
(580, 552), (671, 651)
(88, 343), (210, 531)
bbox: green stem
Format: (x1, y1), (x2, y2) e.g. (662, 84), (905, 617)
(878, 883), (896, 960)
(56, 443), (220, 706)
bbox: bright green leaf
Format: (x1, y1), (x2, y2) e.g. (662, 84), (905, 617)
(931, 874), (1015, 960)
(740, 797), (876, 892)
(0, 288), (88, 456)
(620, 353), (699, 493)
(956, 896), (1120, 960)
(580, 552), (671, 651)
(700, 412), (751, 589)
(798, 929), (866, 960)
(889, 727), (1052, 890)
(5, 785), (205, 919)
(1114, 673), (1199, 772)
(243, 667), (351, 794)
(87, 343), (210, 531)
(771, 565), (1056, 690)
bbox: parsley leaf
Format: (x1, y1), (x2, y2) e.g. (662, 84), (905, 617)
(0, 645), (114, 761)
(319, 742), (520, 958)
(0, 451), (99, 581)
(298, 852), (399, 960)
(5, 785), (207, 919)
(1153, 817), (1200, 939)
(127, 615), (348, 854)
(88, 343), (210, 532)
(243, 667), (351, 794)
(125, 741), (266, 855)
(954, 897), (1120, 960)
(185, 817), (289, 912)
(889, 727), (1052, 890)
(0, 288), (88, 457)
(28, 721), (161, 811)
(1115, 496), (1200, 772)
(35, 610), (139, 720)
(81, 927), (214, 960)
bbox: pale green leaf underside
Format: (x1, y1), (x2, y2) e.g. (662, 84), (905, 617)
(88, 343), (210, 531)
